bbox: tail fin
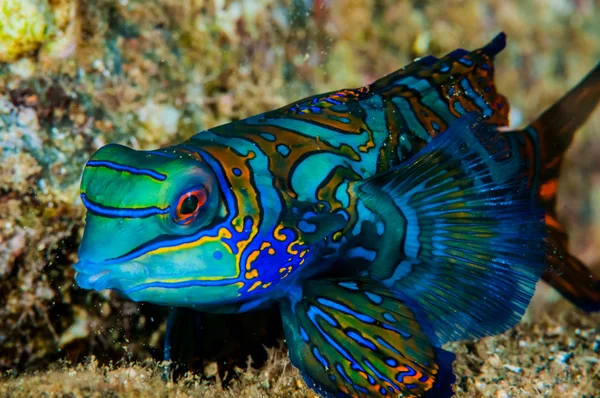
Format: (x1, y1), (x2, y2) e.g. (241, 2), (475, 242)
(530, 63), (600, 180)
(522, 63), (600, 312)
(544, 225), (600, 312)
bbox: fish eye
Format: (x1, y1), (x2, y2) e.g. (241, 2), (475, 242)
(173, 187), (207, 225)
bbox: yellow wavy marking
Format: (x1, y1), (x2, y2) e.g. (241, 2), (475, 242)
(287, 241), (300, 255)
(280, 266), (293, 279)
(148, 227), (234, 256)
(235, 221), (260, 272)
(279, 267), (287, 273)
(358, 141), (375, 153)
(268, 248), (275, 255)
(273, 224), (288, 241)
(232, 217), (245, 231)
(245, 269), (259, 279)
(247, 281), (262, 292)
(299, 249), (308, 258)
(245, 249), (261, 270)
(262, 282), (272, 289)
(358, 122), (376, 153)
(260, 241), (271, 250)
(200, 145), (262, 279)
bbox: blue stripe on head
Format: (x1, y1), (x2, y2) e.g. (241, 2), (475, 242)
(124, 278), (239, 294)
(86, 160), (167, 181)
(81, 193), (171, 218)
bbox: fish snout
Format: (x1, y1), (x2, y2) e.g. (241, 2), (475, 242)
(73, 259), (147, 292)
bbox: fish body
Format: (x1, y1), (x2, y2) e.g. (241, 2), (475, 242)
(74, 33), (600, 397)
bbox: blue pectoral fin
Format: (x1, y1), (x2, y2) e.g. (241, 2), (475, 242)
(280, 277), (455, 398)
(354, 113), (547, 344)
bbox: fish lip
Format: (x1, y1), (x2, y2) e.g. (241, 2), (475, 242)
(74, 267), (112, 291)
(73, 259), (112, 291)
(73, 258), (147, 292)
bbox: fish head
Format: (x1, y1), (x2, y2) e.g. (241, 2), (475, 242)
(74, 143), (244, 308)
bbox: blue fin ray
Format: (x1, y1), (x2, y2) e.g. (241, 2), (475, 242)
(355, 113), (546, 343)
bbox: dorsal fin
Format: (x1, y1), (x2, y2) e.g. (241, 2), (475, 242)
(369, 32), (509, 130)
(262, 33), (510, 171)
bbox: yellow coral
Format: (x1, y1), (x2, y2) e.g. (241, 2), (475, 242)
(0, 0), (51, 62)
(0, 0), (78, 62)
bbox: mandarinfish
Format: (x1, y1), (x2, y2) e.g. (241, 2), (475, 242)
(74, 33), (600, 397)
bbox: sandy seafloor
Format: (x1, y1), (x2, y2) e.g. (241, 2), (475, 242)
(1, 0), (600, 397)
(1, 301), (600, 397)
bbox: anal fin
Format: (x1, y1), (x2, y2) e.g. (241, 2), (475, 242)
(281, 277), (455, 398)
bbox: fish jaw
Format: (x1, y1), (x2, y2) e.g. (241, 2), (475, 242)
(73, 257), (248, 309)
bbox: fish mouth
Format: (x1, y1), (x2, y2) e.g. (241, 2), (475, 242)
(73, 259), (147, 292)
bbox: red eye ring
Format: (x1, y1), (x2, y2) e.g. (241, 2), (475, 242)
(174, 187), (207, 225)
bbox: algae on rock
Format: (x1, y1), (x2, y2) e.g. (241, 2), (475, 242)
(0, 0), (79, 62)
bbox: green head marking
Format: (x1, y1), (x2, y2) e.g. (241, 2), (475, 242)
(75, 144), (243, 308)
